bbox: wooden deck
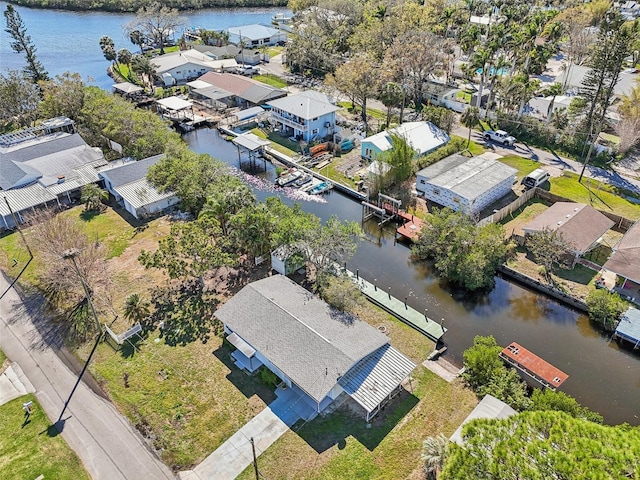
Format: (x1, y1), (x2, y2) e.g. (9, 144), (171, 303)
(395, 211), (426, 242)
(346, 270), (446, 342)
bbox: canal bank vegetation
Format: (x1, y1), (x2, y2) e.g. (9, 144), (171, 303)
(412, 208), (514, 291)
(8, 0), (287, 13)
(585, 289), (628, 332)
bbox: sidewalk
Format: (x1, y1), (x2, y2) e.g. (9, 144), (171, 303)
(0, 273), (175, 480)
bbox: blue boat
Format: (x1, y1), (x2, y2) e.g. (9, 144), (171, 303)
(309, 182), (333, 195)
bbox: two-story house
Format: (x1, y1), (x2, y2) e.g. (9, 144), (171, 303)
(267, 91), (339, 142)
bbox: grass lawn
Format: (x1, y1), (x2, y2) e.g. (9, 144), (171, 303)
(0, 348), (6, 366)
(89, 330), (276, 470)
(253, 73), (288, 89)
(266, 46), (284, 58)
(549, 171), (640, 220)
(338, 101), (387, 123)
(450, 134), (485, 156)
(499, 199), (550, 237)
(497, 156), (640, 220)
(237, 366), (476, 480)
(318, 163), (357, 189)
(251, 128), (299, 157)
(0, 394), (90, 480)
(456, 91), (471, 103)
(506, 250), (597, 300)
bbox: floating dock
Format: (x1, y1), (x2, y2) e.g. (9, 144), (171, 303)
(499, 342), (569, 390)
(345, 269), (446, 342)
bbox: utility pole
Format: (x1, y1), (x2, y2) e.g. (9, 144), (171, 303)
(57, 248), (104, 426)
(250, 437), (259, 480)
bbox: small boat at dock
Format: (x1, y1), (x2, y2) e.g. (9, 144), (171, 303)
(293, 174), (312, 189)
(276, 168), (303, 187)
(309, 181), (333, 195)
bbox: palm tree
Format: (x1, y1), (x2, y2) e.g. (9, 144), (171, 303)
(129, 30), (145, 54)
(422, 434), (449, 480)
(123, 293), (150, 324)
(80, 184), (108, 212)
(540, 82), (564, 126)
(460, 106), (480, 146)
(131, 55), (157, 90)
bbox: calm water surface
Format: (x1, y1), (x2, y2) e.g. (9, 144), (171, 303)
(0, 1), (286, 88)
(1, 2), (638, 425)
(186, 128), (640, 426)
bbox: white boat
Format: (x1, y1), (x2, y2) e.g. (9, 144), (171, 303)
(276, 169), (303, 187)
(309, 181), (333, 195)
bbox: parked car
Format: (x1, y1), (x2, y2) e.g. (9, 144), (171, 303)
(236, 65), (259, 76)
(483, 129), (516, 146)
(521, 168), (550, 189)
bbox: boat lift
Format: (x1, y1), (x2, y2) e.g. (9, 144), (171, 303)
(361, 193), (401, 226)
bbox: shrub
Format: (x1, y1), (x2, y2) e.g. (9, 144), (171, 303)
(259, 367), (279, 388)
(585, 289), (627, 331)
(416, 137), (467, 170)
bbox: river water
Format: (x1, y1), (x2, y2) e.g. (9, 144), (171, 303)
(1, 2), (638, 425)
(0, 1), (285, 89)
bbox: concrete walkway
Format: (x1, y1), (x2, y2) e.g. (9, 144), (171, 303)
(0, 362), (35, 405)
(0, 273), (175, 480)
(179, 385), (316, 480)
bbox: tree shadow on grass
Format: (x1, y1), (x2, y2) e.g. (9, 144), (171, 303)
(212, 343), (277, 405)
(294, 389), (419, 453)
(148, 280), (221, 347)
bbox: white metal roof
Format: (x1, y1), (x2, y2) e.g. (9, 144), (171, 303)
(0, 184), (57, 218)
(232, 132), (271, 151)
(156, 96), (193, 111)
(418, 153), (517, 202)
(363, 122), (449, 156)
(112, 82), (143, 94)
(228, 24), (281, 41)
(338, 343), (416, 413)
(113, 178), (177, 210)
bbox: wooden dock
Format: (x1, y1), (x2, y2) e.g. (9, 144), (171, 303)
(345, 270), (446, 342)
(395, 211), (426, 242)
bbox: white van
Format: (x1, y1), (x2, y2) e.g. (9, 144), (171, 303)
(522, 168), (550, 189)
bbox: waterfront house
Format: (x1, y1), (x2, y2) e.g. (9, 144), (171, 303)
(0, 118), (106, 229)
(152, 50), (225, 86)
(194, 72), (286, 110)
(416, 152), (517, 217)
(190, 44), (262, 66)
(227, 24), (287, 47)
(215, 275), (416, 421)
(614, 306), (640, 349)
(361, 122), (449, 161)
(603, 220), (640, 303)
(522, 202), (614, 267)
(99, 155), (178, 220)
(267, 91), (339, 142)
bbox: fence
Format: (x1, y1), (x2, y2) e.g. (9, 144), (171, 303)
(477, 187), (536, 226)
(477, 187), (633, 232)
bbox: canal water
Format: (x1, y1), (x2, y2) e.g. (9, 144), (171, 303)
(0, 1), (286, 89)
(186, 127), (640, 426)
(1, 1), (638, 425)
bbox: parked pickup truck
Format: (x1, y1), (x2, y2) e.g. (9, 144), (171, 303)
(236, 65), (259, 76)
(483, 129), (516, 146)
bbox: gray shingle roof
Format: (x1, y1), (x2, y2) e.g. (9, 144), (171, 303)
(267, 91), (339, 120)
(99, 155), (165, 188)
(215, 275), (389, 403)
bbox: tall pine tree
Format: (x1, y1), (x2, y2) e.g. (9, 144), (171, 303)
(4, 4), (49, 85)
(579, 9), (638, 181)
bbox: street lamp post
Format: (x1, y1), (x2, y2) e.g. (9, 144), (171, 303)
(56, 249), (104, 426)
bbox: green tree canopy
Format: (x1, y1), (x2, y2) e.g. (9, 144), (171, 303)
(39, 72), (85, 121)
(412, 209), (513, 291)
(4, 4), (48, 84)
(461, 335), (504, 391)
(0, 69), (39, 128)
(585, 289), (627, 331)
(442, 411), (640, 479)
(529, 388), (603, 423)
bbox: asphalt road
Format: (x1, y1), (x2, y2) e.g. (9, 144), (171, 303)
(452, 125), (640, 194)
(0, 273), (175, 480)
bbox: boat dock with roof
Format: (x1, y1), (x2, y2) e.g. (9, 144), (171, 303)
(499, 342), (569, 390)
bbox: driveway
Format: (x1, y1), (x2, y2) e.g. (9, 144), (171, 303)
(179, 384), (317, 480)
(0, 273), (175, 480)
